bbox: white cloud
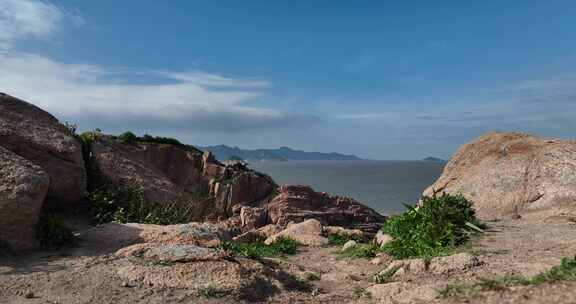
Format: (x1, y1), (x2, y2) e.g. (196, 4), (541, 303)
(0, 51), (312, 133)
(0, 0), (315, 135)
(0, 0), (65, 48)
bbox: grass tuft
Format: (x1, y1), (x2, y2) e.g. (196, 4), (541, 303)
(440, 256), (576, 299)
(218, 236), (298, 260)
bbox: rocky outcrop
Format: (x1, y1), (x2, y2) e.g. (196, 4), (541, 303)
(376, 253), (483, 279)
(87, 134), (277, 220)
(0, 146), (49, 250)
(423, 132), (576, 220)
(266, 185), (386, 233)
(0, 93), (86, 208)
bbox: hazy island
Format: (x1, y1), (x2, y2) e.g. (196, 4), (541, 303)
(199, 144), (362, 162)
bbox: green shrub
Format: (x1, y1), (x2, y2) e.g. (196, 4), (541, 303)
(35, 214), (75, 249)
(381, 193), (484, 259)
(117, 131), (138, 144)
(218, 236), (298, 260)
(86, 187), (195, 225)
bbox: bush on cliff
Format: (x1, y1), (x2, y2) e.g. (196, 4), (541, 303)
(381, 193), (484, 259)
(86, 187), (195, 225)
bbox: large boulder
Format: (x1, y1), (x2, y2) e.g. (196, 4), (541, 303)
(423, 132), (576, 220)
(266, 185), (386, 233)
(264, 218), (328, 246)
(0, 146), (49, 250)
(87, 135), (276, 220)
(0, 93), (86, 208)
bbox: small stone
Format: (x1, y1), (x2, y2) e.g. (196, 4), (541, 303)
(24, 290), (34, 299)
(375, 231), (393, 247)
(341, 240), (357, 252)
(370, 257), (382, 265)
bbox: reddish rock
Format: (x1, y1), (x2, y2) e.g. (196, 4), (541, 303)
(240, 206), (268, 230)
(0, 146), (49, 251)
(88, 135), (276, 220)
(266, 185), (386, 233)
(0, 93), (86, 208)
(423, 132), (576, 220)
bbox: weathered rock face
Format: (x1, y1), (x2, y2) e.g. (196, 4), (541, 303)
(0, 146), (49, 250)
(81, 221), (231, 252)
(240, 206), (268, 230)
(0, 94), (86, 208)
(266, 185), (386, 232)
(88, 135), (277, 220)
(423, 132), (576, 220)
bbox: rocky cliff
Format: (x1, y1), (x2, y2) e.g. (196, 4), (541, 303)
(0, 93), (384, 251)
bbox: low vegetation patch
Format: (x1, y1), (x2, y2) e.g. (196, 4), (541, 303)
(35, 214), (75, 249)
(116, 131), (184, 146)
(86, 187), (196, 225)
(337, 242), (380, 259)
(197, 285), (229, 298)
(440, 256), (576, 299)
(327, 233), (363, 246)
(353, 287), (372, 299)
(373, 265), (401, 284)
(380, 193), (485, 259)
(218, 237), (298, 260)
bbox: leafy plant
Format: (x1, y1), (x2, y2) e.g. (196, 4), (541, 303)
(381, 193), (484, 259)
(218, 236), (298, 260)
(35, 214), (75, 249)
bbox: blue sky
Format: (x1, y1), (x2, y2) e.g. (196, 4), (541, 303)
(1, 1), (576, 159)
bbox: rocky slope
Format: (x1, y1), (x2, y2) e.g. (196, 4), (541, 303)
(423, 132), (576, 221)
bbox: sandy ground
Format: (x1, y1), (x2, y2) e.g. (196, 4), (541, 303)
(1, 218), (576, 304)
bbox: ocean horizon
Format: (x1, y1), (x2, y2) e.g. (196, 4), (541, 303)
(251, 160), (445, 215)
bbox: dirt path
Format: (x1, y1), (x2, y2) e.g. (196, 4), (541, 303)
(1, 219), (575, 303)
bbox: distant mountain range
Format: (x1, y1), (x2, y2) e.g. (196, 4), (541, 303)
(421, 157), (446, 163)
(199, 145), (362, 161)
